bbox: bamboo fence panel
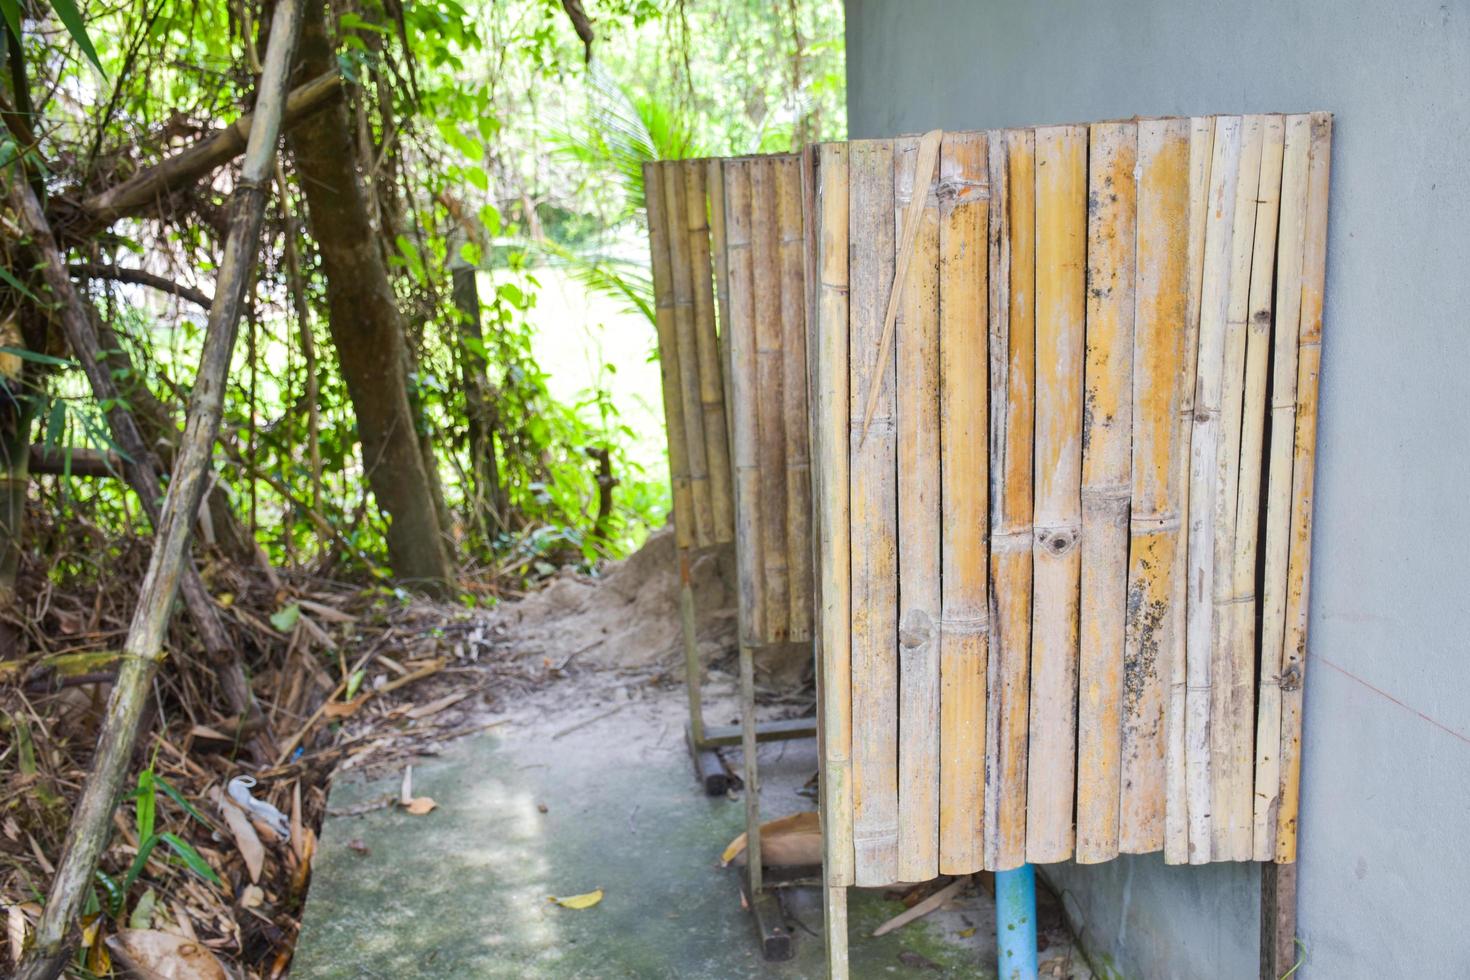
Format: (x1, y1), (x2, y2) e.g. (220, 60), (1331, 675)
(778, 158), (815, 642)
(751, 160), (792, 642)
(685, 162), (736, 543)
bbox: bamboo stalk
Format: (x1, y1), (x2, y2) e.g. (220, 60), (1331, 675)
(1183, 115), (1241, 864)
(987, 129), (1035, 872)
(1164, 116), (1214, 865)
(893, 134), (943, 881)
(1210, 115), (1264, 860)
(1276, 112), (1332, 864)
(848, 138), (899, 885)
(778, 156), (814, 642)
(752, 158), (791, 642)
(936, 130), (989, 875)
(815, 143), (854, 887)
(1253, 114), (1312, 861)
(1121, 117), (1191, 855)
(1076, 121), (1137, 864)
(1026, 124), (1086, 865)
(685, 160), (736, 544)
(721, 160), (766, 644)
(644, 162), (697, 552)
(708, 159), (736, 457)
(664, 161), (717, 548)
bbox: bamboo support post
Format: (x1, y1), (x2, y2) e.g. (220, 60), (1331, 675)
(777, 157), (814, 642)
(685, 162), (736, 542)
(752, 159), (791, 642)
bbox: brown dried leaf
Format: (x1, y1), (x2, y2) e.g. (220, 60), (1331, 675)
(403, 796), (438, 816)
(212, 789), (265, 883)
(105, 929), (229, 980)
(720, 811), (821, 868)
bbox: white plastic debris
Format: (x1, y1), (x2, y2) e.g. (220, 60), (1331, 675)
(227, 775), (291, 843)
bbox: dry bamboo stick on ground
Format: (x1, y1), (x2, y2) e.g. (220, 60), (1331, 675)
(848, 138), (899, 885)
(936, 130), (989, 875)
(1276, 112), (1333, 864)
(752, 158), (791, 642)
(644, 162), (697, 552)
(1164, 116), (1214, 864)
(664, 161), (716, 548)
(816, 143), (854, 887)
(1184, 115), (1242, 864)
(1210, 116), (1264, 860)
(685, 161), (735, 544)
(777, 156), (815, 642)
(890, 134), (942, 880)
(1026, 124), (1087, 865)
(1121, 117), (1190, 855)
(1076, 121), (1137, 864)
(987, 129), (1035, 872)
(1253, 114), (1312, 861)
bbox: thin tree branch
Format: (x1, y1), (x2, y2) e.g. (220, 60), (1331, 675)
(67, 263), (214, 309)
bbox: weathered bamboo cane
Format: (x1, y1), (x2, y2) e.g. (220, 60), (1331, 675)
(752, 158), (791, 642)
(936, 130), (989, 875)
(1026, 124), (1086, 864)
(848, 138), (899, 885)
(685, 161), (735, 543)
(1275, 112), (1333, 864)
(708, 159), (736, 456)
(1077, 121), (1137, 864)
(1253, 114), (1312, 860)
(12, 4), (303, 974)
(777, 156), (814, 641)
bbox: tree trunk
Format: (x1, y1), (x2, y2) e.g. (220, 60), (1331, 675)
(287, 0), (451, 594)
(0, 343), (32, 661)
(449, 239), (506, 538)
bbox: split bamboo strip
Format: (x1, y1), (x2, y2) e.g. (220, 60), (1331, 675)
(1164, 116), (1214, 864)
(663, 162), (716, 547)
(815, 143), (854, 887)
(684, 161), (736, 543)
(1076, 121), (1137, 864)
(1120, 117), (1190, 855)
(708, 159), (737, 457)
(1026, 124), (1086, 865)
(848, 138), (900, 885)
(643, 162), (696, 552)
(1184, 115), (1241, 864)
(752, 159), (792, 642)
(987, 129), (1035, 872)
(1210, 116), (1264, 860)
(777, 156), (815, 642)
(721, 160), (767, 643)
(1276, 112), (1332, 864)
(1253, 114), (1312, 861)
(935, 130), (988, 875)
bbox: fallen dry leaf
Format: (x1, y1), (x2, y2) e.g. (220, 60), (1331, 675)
(321, 695), (367, 720)
(403, 690), (470, 720)
(403, 796), (438, 816)
(105, 928), (229, 980)
(720, 811), (821, 868)
(8, 904), (27, 967)
(211, 788), (265, 884)
(548, 888), (603, 910)
(239, 885), (264, 909)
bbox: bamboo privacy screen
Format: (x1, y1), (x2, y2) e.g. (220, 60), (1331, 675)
(812, 113), (1332, 884)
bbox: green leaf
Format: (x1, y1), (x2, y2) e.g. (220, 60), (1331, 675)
(156, 776), (208, 826)
(46, 0), (105, 75)
(121, 834), (158, 893)
(0, 345), (76, 368)
(269, 603), (301, 632)
(159, 832), (221, 885)
(94, 869), (124, 918)
(0, 267), (40, 303)
(0, 0), (22, 44)
(135, 769), (156, 841)
(344, 668), (366, 700)
(128, 887), (158, 929)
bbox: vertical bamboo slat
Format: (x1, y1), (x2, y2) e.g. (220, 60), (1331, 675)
(1077, 121), (1137, 864)
(1276, 112), (1332, 864)
(778, 157), (815, 642)
(1253, 114), (1312, 860)
(987, 129), (1035, 872)
(708, 159), (736, 455)
(685, 162), (736, 543)
(1121, 117), (1190, 855)
(1026, 125), (1086, 865)
(936, 130), (988, 875)
(645, 162), (696, 552)
(849, 139), (899, 885)
(751, 160), (791, 641)
(815, 144), (854, 886)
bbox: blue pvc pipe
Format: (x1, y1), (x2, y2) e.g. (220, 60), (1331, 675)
(995, 864), (1038, 980)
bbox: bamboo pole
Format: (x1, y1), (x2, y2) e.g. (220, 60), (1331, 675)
(1183, 115), (1241, 864)
(815, 143), (854, 888)
(1164, 116), (1214, 865)
(12, 4), (303, 974)
(1026, 124), (1086, 865)
(1076, 121), (1137, 864)
(778, 156), (814, 642)
(644, 162), (696, 552)
(893, 135), (942, 881)
(848, 138), (899, 885)
(936, 130), (989, 875)
(708, 159), (736, 458)
(664, 161), (716, 548)
(987, 129), (1035, 872)
(1209, 115), (1264, 860)
(685, 161), (736, 544)
(1121, 117), (1190, 855)
(721, 160), (766, 644)
(1276, 112), (1332, 864)
(1253, 114), (1312, 861)
(752, 158), (791, 642)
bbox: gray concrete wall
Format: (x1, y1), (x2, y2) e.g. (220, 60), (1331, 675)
(845, 2), (1470, 978)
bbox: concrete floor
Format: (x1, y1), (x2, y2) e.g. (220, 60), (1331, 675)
(292, 673), (1088, 978)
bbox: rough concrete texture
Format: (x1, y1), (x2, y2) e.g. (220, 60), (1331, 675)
(292, 674), (1089, 978)
(845, 1), (1470, 976)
